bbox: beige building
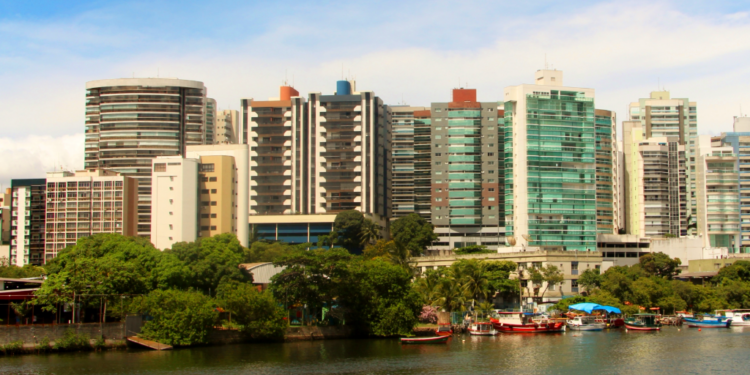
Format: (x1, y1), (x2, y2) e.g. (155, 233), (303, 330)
(215, 110), (240, 144)
(150, 157), (199, 250)
(44, 170), (138, 260)
(205, 98), (217, 144)
(696, 136), (740, 251)
(0, 188), (10, 245)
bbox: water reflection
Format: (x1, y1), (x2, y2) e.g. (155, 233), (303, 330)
(1, 328), (749, 375)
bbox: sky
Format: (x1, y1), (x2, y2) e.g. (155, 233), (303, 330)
(1, 0), (750, 186)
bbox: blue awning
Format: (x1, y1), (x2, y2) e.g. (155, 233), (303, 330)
(568, 303), (621, 314)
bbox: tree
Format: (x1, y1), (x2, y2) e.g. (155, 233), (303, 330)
(639, 252), (681, 279)
(538, 265), (564, 302)
(363, 240), (396, 260)
(714, 260), (750, 284)
(453, 245), (494, 255)
(0, 260), (45, 278)
(461, 261), (490, 309)
(578, 269), (602, 293)
(244, 241), (309, 263)
(333, 210), (366, 253)
(390, 213), (437, 256)
(359, 219), (380, 246)
(413, 269), (444, 306)
(217, 282), (287, 339)
(134, 289), (217, 346)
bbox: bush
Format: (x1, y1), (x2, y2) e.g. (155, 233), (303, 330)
(2, 340), (24, 355)
(93, 336), (106, 350)
(418, 305), (438, 324)
(137, 289), (217, 346)
(36, 336), (51, 352)
(218, 282), (287, 339)
(53, 330), (91, 351)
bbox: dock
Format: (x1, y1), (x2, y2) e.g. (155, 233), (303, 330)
(127, 336), (173, 350)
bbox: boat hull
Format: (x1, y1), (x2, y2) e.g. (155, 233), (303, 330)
(493, 322), (565, 333)
(567, 322), (607, 331)
(400, 336), (450, 344)
(624, 323), (660, 331)
(684, 318), (731, 328)
(468, 330), (498, 336)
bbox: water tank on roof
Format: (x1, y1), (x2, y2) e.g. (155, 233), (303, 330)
(336, 80), (351, 95)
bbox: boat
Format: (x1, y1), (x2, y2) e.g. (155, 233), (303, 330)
(684, 315), (731, 328)
(490, 312), (565, 333)
(624, 314), (661, 331)
(468, 322), (498, 336)
(719, 310), (750, 327)
(567, 316), (607, 331)
(435, 323), (453, 336)
(400, 336), (450, 344)
(568, 303), (623, 329)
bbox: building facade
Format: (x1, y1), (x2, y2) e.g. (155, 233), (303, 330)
(504, 70), (600, 251)
(696, 137), (740, 252)
(390, 106), (432, 220)
(715, 118), (750, 251)
(0, 188), (10, 246)
(150, 157), (199, 250)
(205, 98), (216, 144)
(215, 109), (240, 144)
(9, 179), (46, 266)
(44, 170), (138, 260)
(594, 110), (619, 234)
(84, 78), (209, 237)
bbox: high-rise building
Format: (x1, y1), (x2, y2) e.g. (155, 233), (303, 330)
(0, 188), (10, 246)
(150, 157), (199, 250)
(504, 70), (602, 251)
(628, 91), (698, 228)
(429, 89), (505, 250)
(215, 110), (240, 144)
(390, 106), (431, 220)
(715, 116), (750, 252)
(84, 78), (210, 237)
(9, 179), (46, 266)
(246, 81), (391, 244)
(205, 98), (216, 144)
(696, 136), (740, 252)
(186, 144), (249, 246)
(594, 110), (619, 234)
(623, 118), (687, 237)
(44, 170), (139, 260)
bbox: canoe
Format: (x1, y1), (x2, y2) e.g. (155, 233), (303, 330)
(624, 323), (661, 331)
(400, 336), (450, 344)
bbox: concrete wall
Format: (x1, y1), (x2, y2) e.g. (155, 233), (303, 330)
(0, 323), (126, 345)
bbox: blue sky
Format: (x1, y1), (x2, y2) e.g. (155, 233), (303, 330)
(1, 0), (750, 185)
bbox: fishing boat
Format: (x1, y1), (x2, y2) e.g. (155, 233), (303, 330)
(435, 323), (453, 336)
(624, 314), (661, 331)
(719, 310), (750, 327)
(567, 316), (607, 331)
(468, 322), (498, 336)
(400, 336), (450, 344)
(490, 312), (565, 333)
(684, 315), (731, 328)
(568, 303), (623, 329)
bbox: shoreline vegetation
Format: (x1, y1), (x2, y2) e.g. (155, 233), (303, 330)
(2, 211), (750, 357)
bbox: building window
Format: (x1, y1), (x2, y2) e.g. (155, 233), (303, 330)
(210, 226), (217, 230)
(572, 262), (579, 275)
(489, 197), (495, 201)
(211, 189), (217, 193)
(210, 213), (217, 218)
(199, 163), (215, 172)
(435, 153), (441, 157)
(154, 163), (166, 172)
(435, 188), (442, 193)
(488, 188), (495, 192)
(201, 201), (210, 206)
(209, 177), (218, 182)
(201, 226), (209, 230)
(436, 198), (442, 202)
(488, 153), (494, 156)
(210, 201), (217, 206)
(201, 189), (209, 194)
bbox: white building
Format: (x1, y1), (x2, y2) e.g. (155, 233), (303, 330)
(150, 157), (198, 250)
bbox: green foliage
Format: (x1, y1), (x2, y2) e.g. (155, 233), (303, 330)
(453, 245), (493, 255)
(714, 260), (750, 284)
(578, 268), (602, 292)
(333, 210), (366, 253)
(218, 282), (287, 339)
(639, 252), (681, 278)
(93, 336), (106, 350)
(244, 241), (309, 263)
(53, 330), (91, 351)
(36, 336), (50, 352)
(0, 258), (45, 278)
(136, 289), (218, 346)
(390, 213), (438, 256)
(548, 295), (589, 312)
(2, 340), (24, 355)
(359, 219), (380, 246)
(363, 240), (396, 260)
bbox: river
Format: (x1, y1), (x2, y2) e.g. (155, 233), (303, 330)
(2, 327), (749, 374)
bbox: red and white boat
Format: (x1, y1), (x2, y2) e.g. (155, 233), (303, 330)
(468, 322), (498, 336)
(435, 323), (453, 336)
(490, 312), (566, 333)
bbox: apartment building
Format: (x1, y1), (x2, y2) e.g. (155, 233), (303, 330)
(391, 106), (432, 220)
(697, 136), (740, 252)
(215, 110), (240, 144)
(150, 157), (198, 250)
(205, 98), (216, 144)
(246, 81), (391, 244)
(44, 170), (138, 260)
(715, 116), (750, 251)
(594, 110), (619, 234)
(623, 120), (688, 237)
(0, 188), (10, 245)
(186, 144), (249, 246)
(504, 70), (603, 251)
(429, 89), (505, 250)
(628, 91), (698, 227)
(84, 78), (210, 237)
(9, 179), (46, 266)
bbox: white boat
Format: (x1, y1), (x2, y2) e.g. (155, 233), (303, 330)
(567, 316), (607, 331)
(718, 309), (750, 327)
(468, 322), (498, 336)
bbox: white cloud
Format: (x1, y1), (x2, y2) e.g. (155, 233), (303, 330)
(0, 134), (84, 187)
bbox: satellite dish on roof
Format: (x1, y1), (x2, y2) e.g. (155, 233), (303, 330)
(522, 234), (533, 242)
(506, 236), (516, 246)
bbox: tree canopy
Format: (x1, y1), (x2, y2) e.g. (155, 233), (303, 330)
(390, 213), (437, 256)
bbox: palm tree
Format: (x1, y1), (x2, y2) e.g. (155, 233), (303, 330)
(359, 219), (379, 246)
(462, 263), (490, 310)
(387, 241), (413, 272)
(414, 272), (442, 306)
(438, 277), (468, 312)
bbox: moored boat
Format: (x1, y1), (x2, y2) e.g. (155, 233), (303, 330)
(435, 323), (453, 336)
(490, 312), (565, 333)
(624, 314), (661, 331)
(468, 322), (498, 336)
(684, 316), (731, 328)
(567, 316), (607, 331)
(400, 336), (450, 344)
(721, 310), (750, 327)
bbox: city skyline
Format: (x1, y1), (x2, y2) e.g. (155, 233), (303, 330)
(2, 0), (750, 186)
